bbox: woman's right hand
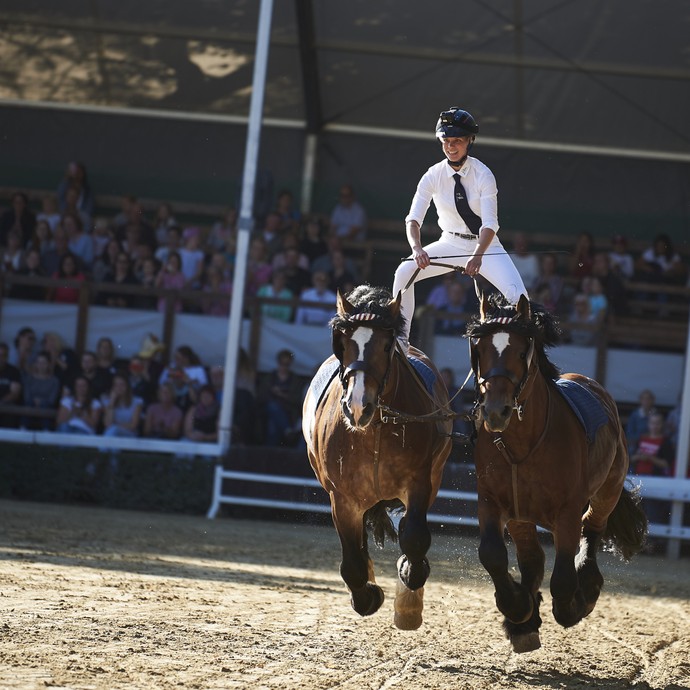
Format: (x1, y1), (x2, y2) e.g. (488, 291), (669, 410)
(412, 248), (430, 269)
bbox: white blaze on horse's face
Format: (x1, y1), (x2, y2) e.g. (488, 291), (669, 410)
(492, 332), (511, 357)
(349, 326), (374, 407)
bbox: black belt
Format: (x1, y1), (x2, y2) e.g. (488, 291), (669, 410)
(448, 231), (478, 240)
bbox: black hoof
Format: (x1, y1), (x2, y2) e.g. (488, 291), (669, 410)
(351, 583), (385, 616)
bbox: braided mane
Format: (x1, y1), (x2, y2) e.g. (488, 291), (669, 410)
(330, 284), (405, 337)
(465, 293), (562, 381)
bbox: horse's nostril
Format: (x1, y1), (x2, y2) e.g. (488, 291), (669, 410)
(362, 403), (374, 418)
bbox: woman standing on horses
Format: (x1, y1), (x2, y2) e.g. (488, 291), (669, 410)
(392, 107), (528, 349)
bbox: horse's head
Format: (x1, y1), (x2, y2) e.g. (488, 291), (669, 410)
(467, 294), (539, 433)
(331, 286), (402, 430)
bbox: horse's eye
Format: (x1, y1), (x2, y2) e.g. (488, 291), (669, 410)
(520, 352), (526, 360)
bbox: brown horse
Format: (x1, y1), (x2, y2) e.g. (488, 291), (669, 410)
(303, 285), (452, 629)
(466, 293), (647, 653)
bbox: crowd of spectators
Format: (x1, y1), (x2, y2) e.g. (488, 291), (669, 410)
(0, 165), (368, 325)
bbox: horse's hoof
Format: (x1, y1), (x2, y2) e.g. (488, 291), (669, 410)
(394, 611), (423, 630)
(394, 582), (424, 630)
(511, 632), (541, 654)
(351, 583), (385, 617)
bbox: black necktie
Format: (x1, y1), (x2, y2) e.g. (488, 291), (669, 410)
(453, 173), (482, 235)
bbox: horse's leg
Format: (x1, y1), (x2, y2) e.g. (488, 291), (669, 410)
(478, 503), (534, 629)
(504, 521), (545, 653)
(550, 510), (587, 628)
(331, 495), (384, 617)
(395, 490), (432, 630)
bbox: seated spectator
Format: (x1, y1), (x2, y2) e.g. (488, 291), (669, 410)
(328, 250), (356, 296)
(206, 207), (237, 254)
(72, 350), (112, 401)
(282, 247), (313, 296)
(62, 184), (92, 232)
(591, 251), (629, 317)
(608, 234), (634, 280)
(179, 227), (206, 289)
(115, 200), (155, 247)
(155, 225), (182, 265)
(48, 252), (86, 304)
(21, 350), (60, 430)
(298, 216), (328, 265)
(111, 194), (137, 236)
(155, 251), (186, 313)
(329, 185), (367, 242)
(10, 327), (37, 375)
(40, 225), (72, 277)
(231, 348), (258, 445)
(568, 232), (595, 280)
(40, 331), (78, 391)
(36, 194), (61, 233)
(143, 381), (183, 439)
(275, 190), (300, 234)
(57, 161), (93, 219)
(126, 355), (158, 409)
(201, 265), (232, 317)
(63, 212), (94, 270)
(257, 268), (294, 322)
(0, 191), (36, 247)
(510, 231), (540, 290)
(0, 342), (22, 428)
(257, 349), (303, 446)
(92, 238), (123, 284)
(55, 375), (102, 435)
(26, 218), (55, 257)
(91, 217), (113, 261)
(182, 384), (219, 444)
(97, 252), (140, 308)
(295, 271), (337, 326)
(246, 237), (272, 297)
(435, 281), (471, 335)
(96, 336), (124, 384)
(252, 212), (284, 261)
(271, 231), (310, 271)
(532, 253), (565, 315)
(10, 248), (48, 301)
(565, 293), (598, 346)
(158, 345), (209, 410)
(2, 229), (26, 273)
(101, 372), (143, 440)
(153, 202), (178, 247)
(580, 275), (608, 322)
(136, 333), (166, 388)
(625, 388), (657, 452)
(135, 256), (160, 310)
(311, 235), (359, 280)
(634, 233), (687, 285)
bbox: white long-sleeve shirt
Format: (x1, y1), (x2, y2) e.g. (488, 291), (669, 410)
(405, 156), (499, 235)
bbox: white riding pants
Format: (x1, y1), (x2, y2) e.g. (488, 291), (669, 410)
(392, 232), (528, 341)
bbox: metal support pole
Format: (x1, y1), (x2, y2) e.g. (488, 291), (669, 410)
(217, 0), (274, 457)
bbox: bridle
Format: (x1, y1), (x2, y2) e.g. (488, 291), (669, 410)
(470, 328), (536, 423)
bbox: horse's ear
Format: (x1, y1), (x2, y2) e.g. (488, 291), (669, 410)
(479, 293), (491, 321)
(388, 291), (402, 320)
(517, 294), (531, 320)
(331, 327), (344, 363)
(336, 289), (355, 315)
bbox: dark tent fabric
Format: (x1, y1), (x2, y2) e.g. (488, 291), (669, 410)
(0, 0), (688, 241)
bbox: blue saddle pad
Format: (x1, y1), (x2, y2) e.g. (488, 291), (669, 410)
(554, 378), (609, 443)
(308, 358), (340, 409)
(407, 355), (436, 395)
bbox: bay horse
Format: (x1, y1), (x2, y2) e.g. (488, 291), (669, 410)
(303, 285), (452, 629)
(466, 293), (647, 653)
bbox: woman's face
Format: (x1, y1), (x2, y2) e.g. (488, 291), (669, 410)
(74, 378), (89, 399)
(62, 256), (76, 275)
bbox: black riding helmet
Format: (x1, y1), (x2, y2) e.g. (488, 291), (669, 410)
(436, 108), (479, 139)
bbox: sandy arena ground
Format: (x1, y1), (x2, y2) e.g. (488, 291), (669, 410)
(0, 499), (689, 690)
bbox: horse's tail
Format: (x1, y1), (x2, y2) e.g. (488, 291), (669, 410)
(602, 482), (648, 561)
(365, 500), (403, 548)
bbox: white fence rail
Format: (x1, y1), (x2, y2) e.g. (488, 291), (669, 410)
(207, 466), (690, 548)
